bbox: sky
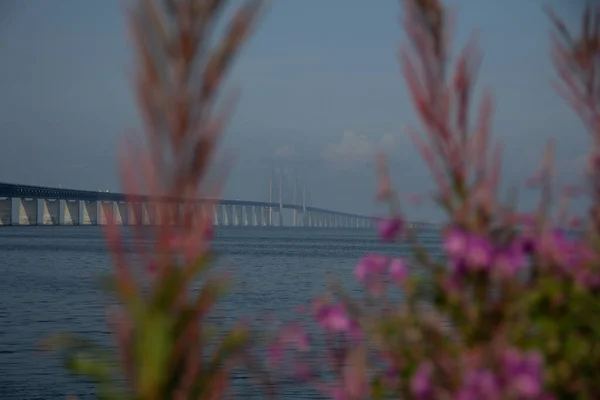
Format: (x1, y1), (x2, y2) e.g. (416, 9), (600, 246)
(0, 0), (591, 222)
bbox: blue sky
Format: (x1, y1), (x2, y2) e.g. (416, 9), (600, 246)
(0, 0), (590, 221)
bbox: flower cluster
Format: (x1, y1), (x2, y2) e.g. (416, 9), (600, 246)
(46, 0), (600, 399)
(268, 1), (600, 399)
(443, 226), (532, 280)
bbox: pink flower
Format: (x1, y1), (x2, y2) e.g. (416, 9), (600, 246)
(315, 304), (351, 332)
(355, 254), (388, 282)
(389, 258), (409, 284)
(378, 218), (403, 241)
(411, 361), (433, 399)
(575, 268), (600, 289)
(464, 235), (494, 269)
(444, 228), (494, 270)
(518, 235), (537, 255)
(444, 228), (469, 259)
(279, 323), (310, 351)
(502, 349), (544, 398)
(494, 242), (527, 277)
(267, 324), (310, 368)
(455, 370), (501, 400)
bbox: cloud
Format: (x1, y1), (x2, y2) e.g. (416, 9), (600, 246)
(274, 145), (296, 158)
(322, 130), (396, 170)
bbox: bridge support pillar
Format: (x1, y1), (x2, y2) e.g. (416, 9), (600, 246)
(218, 205), (225, 226)
(99, 202), (113, 225)
(146, 203), (159, 225)
(115, 202), (126, 225)
(18, 198), (38, 225)
(127, 202), (142, 226)
(62, 200), (80, 225)
(260, 207), (267, 226)
(251, 206), (258, 226)
(0, 198), (11, 225)
(155, 203), (164, 225)
(82, 201), (98, 225)
(141, 203), (151, 225)
(211, 205), (219, 226)
(232, 205), (239, 226)
(203, 204), (212, 225)
(242, 206), (249, 227)
(42, 199), (59, 225)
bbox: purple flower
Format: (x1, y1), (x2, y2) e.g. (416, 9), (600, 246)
(378, 218), (403, 242)
(494, 242), (527, 277)
(455, 369), (501, 400)
(279, 323), (310, 351)
(355, 254), (388, 282)
(389, 257), (409, 284)
(411, 361), (433, 399)
(444, 228), (494, 270)
(502, 349), (543, 398)
(575, 268), (600, 289)
(464, 235), (494, 269)
(444, 227), (469, 259)
(519, 235), (537, 255)
(315, 304), (351, 332)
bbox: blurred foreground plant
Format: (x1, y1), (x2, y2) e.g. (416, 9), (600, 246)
(42, 0), (600, 399)
(267, 1), (600, 399)
(45, 1), (264, 399)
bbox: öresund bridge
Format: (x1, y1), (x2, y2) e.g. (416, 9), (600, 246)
(0, 168), (393, 229)
(0, 167), (440, 229)
(0, 183), (375, 229)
